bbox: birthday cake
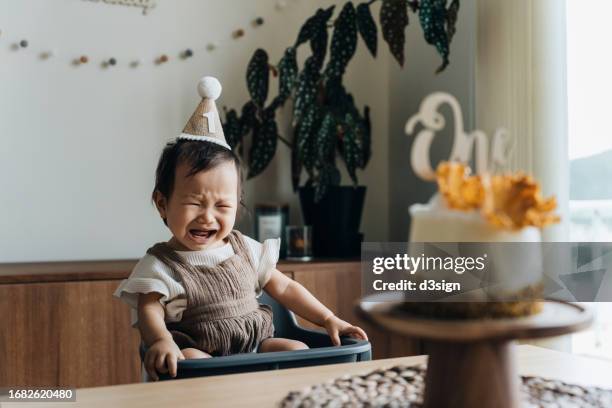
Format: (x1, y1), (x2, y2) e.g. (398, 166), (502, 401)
(404, 162), (559, 318)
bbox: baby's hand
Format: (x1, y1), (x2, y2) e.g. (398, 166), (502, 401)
(323, 315), (368, 346)
(144, 337), (185, 381)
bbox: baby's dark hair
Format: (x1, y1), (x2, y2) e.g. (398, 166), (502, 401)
(152, 140), (244, 209)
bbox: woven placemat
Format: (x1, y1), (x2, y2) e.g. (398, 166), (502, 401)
(280, 364), (612, 408)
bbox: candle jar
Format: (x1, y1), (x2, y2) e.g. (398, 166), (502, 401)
(254, 203), (289, 258)
(285, 225), (313, 261)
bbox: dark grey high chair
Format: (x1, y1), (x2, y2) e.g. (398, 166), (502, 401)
(140, 292), (372, 380)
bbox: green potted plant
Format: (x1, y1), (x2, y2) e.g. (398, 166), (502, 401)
(223, 0), (460, 256)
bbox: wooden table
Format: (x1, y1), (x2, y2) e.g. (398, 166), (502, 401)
(357, 298), (594, 408)
(6, 345), (611, 408)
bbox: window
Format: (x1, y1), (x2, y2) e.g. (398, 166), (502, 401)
(567, 0), (612, 359)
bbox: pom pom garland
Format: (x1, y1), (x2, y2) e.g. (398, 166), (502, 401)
(3, 1), (294, 69)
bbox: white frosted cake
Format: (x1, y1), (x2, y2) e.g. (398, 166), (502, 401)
(402, 163), (558, 319)
(409, 195), (542, 243)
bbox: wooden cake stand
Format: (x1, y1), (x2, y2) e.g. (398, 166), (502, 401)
(357, 295), (593, 408)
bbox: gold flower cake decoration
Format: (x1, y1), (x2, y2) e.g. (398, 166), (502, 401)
(436, 162), (485, 211)
(482, 172), (560, 230)
(435, 162), (560, 230)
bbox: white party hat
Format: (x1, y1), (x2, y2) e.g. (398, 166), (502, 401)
(178, 76), (230, 150)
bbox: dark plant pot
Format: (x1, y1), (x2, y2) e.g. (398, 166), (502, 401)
(298, 186), (366, 258)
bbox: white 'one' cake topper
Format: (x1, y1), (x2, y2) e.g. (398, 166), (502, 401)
(405, 92), (512, 181)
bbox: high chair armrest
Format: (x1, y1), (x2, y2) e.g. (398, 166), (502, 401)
(139, 333), (371, 381)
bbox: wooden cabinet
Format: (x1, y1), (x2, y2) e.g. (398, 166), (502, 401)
(0, 280), (141, 388)
(0, 260), (420, 388)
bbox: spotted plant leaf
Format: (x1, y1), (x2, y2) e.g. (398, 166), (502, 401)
(419, 0), (450, 73)
(326, 2), (357, 79)
(341, 108), (371, 184)
(233, 101), (257, 157)
(320, 6), (336, 24)
(278, 47), (298, 101)
(324, 75), (344, 108)
(310, 8), (334, 70)
(239, 101), (257, 136)
(361, 106), (372, 167)
(446, 0), (460, 43)
(291, 142), (302, 191)
(267, 95), (284, 112)
(223, 108), (242, 150)
(246, 49), (270, 107)
(332, 91), (355, 119)
(316, 112), (337, 165)
(325, 79), (358, 123)
(248, 109), (278, 178)
(310, 29), (328, 72)
(341, 117), (360, 185)
(295, 6), (335, 47)
(380, 0), (409, 66)
(315, 164), (341, 202)
(296, 105), (320, 173)
(293, 56), (321, 122)
(295, 11), (320, 47)
(356, 3), (378, 58)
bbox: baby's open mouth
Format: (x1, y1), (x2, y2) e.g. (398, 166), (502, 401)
(190, 229), (217, 239)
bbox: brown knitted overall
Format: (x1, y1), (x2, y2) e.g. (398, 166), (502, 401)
(146, 230), (275, 356)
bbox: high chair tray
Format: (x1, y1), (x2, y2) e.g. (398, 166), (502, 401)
(141, 328), (371, 380)
(140, 293), (371, 380)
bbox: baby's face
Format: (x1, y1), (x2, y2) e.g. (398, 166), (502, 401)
(157, 160), (238, 251)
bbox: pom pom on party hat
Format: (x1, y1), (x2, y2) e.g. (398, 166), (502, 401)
(178, 76), (230, 150)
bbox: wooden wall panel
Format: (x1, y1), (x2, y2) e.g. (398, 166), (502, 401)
(0, 280), (141, 388)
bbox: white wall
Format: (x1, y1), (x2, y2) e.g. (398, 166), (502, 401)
(0, 0), (389, 262)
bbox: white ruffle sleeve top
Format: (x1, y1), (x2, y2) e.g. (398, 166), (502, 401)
(113, 235), (280, 327)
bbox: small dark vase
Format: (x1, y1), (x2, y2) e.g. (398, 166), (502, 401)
(298, 186), (366, 257)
